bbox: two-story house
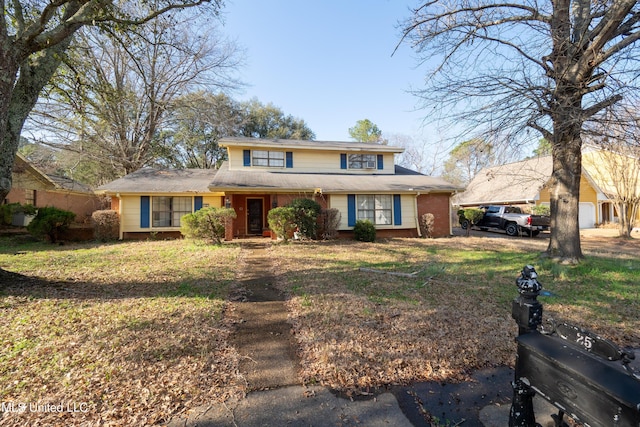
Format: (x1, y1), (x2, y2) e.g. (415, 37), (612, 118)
(98, 138), (461, 240)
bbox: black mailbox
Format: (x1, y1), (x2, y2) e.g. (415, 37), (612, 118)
(509, 265), (640, 427)
(516, 331), (640, 426)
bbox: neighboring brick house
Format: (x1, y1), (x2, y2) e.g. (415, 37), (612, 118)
(4, 154), (104, 224)
(98, 138), (462, 240)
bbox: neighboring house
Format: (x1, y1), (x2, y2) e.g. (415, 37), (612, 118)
(456, 153), (632, 228)
(4, 154), (104, 224)
(98, 138), (462, 240)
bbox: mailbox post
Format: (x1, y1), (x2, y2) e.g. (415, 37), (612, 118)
(509, 265), (543, 427)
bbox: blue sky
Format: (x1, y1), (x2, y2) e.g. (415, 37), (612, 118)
(222, 0), (432, 142)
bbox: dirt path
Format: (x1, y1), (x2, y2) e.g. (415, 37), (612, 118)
(227, 240), (300, 392)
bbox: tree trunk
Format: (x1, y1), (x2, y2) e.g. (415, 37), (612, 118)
(547, 124), (584, 262)
(0, 46), (20, 202)
(0, 39), (73, 202)
(616, 201), (638, 238)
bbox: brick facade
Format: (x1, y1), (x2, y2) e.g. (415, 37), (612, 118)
(417, 193), (453, 238)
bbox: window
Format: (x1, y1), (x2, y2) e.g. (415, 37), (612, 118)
(348, 154), (376, 169)
(253, 150), (285, 167)
(25, 189), (35, 205)
(152, 196), (191, 227)
(357, 195), (392, 225)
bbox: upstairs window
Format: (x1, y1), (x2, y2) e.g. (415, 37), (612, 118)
(348, 154), (377, 169)
(253, 150), (285, 167)
(152, 196), (191, 227)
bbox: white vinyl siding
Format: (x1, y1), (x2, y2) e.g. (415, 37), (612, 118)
(331, 194), (416, 230)
(119, 194), (222, 234)
(228, 148), (395, 174)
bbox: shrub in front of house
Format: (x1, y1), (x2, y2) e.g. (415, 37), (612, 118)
(420, 213), (435, 238)
(318, 208), (341, 240)
(531, 204), (551, 216)
(27, 206), (76, 243)
(459, 208), (484, 236)
(181, 207), (237, 245)
(92, 210), (120, 242)
(288, 198), (322, 239)
(353, 219), (376, 242)
(267, 207), (297, 242)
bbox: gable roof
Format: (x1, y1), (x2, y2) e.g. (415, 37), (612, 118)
(219, 137), (405, 153)
(456, 156), (554, 206)
(97, 168), (217, 194)
(582, 148), (640, 199)
(210, 162), (461, 194)
(14, 154), (95, 195)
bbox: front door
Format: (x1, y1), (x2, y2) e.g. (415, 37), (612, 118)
(247, 199), (263, 234)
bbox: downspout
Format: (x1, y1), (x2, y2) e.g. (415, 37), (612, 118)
(415, 192), (422, 237)
(116, 193), (124, 240)
(449, 194), (456, 236)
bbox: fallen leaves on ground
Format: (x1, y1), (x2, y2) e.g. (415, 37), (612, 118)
(0, 240), (245, 426)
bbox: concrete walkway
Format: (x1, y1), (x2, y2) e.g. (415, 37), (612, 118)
(166, 240), (597, 426)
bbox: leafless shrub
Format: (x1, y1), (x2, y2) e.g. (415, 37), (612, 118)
(92, 210), (119, 241)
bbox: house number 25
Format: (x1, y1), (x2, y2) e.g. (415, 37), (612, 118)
(576, 333), (593, 350)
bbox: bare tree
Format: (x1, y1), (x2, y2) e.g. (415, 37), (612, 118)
(25, 14), (242, 183)
(0, 0), (220, 200)
(390, 133), (445, 175)
(584, 107), (640, 237)
(400, 1), (640, 262)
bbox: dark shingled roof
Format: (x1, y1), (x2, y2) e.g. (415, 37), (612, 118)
(210, 162), (461, 193)
(97, 168), (217, 194)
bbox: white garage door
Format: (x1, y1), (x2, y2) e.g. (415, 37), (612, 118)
(579, 202), (596, 229)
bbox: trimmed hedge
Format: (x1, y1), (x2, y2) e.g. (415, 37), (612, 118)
(181, 207), (237, 245)
(354, 219), (376, 242)
(289, 198), (322, 239)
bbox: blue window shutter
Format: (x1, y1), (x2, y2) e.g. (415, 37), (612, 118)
(393, 194), (402, 225)
(340, 153), (347, 169)
(286, 152), (293, 168)
(377, 154), (384, 170)
(140, 196), (150, 228)
(194, 196), (203, 211)
(243, 150), (251, 166)
(347, 194), (356, 227)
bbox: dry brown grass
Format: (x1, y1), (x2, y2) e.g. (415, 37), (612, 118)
(0, 231), (637, 424)
(0, 239), (244, 426)
(269, 239), (519, 395)
(268, 234), (640, 396)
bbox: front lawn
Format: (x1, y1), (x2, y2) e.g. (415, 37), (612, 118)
(0, 234), (638, 425)
(268, 239), (640, 393)
(0, 237), (243, 426)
